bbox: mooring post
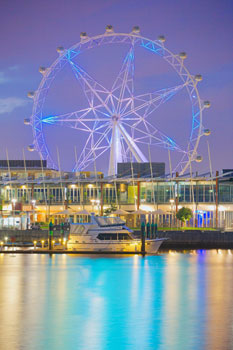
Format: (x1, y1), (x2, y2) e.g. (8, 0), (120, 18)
(154, 222), (158, 239)
(146, 221), (150, 239)
(100, 182), (104, 216)
(216, 170), (219, 229)
(151, 221), (155, 239)
(60, 222), (64, 241)
(141, 221), (146, 254)
(49, 221), (53, 250)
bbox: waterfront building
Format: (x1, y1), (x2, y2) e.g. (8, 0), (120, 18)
(0, 161), (232, 230)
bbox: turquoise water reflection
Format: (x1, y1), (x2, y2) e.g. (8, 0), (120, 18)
(0, 251), (233, 350)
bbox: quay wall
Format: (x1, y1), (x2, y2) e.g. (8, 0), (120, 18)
(133, 230), (233, 249)
(157, 230), (233, 249)
(1, 229), (233, 249)
(0, 230), (67, 243)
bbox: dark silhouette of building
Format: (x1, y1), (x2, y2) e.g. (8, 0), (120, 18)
(117, 162), (165, 178)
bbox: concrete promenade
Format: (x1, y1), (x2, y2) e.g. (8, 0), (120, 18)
(0, 229), (66, 243)
(157, 230), (233, 249)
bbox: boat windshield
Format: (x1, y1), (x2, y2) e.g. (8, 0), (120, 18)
(70, 224), (88, 235)
(97, 233), (132, 241)
(95, 217), (125, 227)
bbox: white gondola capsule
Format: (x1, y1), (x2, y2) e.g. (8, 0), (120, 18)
(194, 74), (203, 82)
(158, 35), (166, 42)
(80, 32), (88, 40)
(27, 145), (35, 152)
(27, 91), (35, 98)
(179, 52), (187, 59)
(204, 101), (211, 108)
(39, 66), (47, 74)
(24, 118), (30, 125)
(56, 46), (65, 54)
(132, 26), (140, 34)
(105, 25), (114, 33)
(195, 155), (203, 162)
(204, 129), (211, 136)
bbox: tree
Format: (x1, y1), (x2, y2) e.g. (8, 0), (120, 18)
(103, 203), (117, 216)
(176, 207), (193, 225)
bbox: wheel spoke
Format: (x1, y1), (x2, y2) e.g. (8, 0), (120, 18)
(74, 126), (112, 171)
(111, 46), (135, 115)
(121, 83), (187, 119)
(118, 123), (147, 162)
(67, 58), (113, 115)
(41, 106), (110, 132)
(121, 119), (184, 152)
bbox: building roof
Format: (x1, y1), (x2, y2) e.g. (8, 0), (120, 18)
(0, 160), (47, 169)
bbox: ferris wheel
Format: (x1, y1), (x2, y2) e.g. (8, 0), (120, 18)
(25, 25), (211, 176)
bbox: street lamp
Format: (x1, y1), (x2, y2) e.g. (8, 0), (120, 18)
(90, 199), (95, 212)
(31, 199), (36, 224)
(170, 199), (175, 228)
(11, 199), (17, 229)
(96, 199), (100, 215)
(63, 238), (67, 249)
(90, 199), (100, 215)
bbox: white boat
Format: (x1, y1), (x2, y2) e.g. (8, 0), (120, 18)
(67, 215), (167, 253)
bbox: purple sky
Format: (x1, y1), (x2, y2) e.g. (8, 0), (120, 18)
(0, 0), (232, 174)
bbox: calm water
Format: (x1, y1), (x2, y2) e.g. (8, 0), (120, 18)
(0, 251), (233, 350)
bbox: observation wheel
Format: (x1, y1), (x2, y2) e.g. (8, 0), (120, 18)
(25, 25), (211, 176)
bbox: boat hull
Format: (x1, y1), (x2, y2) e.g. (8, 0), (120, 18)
(67, 238), (166, 254)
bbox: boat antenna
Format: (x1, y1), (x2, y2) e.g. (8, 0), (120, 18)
(56, 147), (65, 210)
(130, 151), (137, 211)
(74, 146), (81, 208)
(188, 144), (196, 226)
(148, 144), (156, 211)
(168, 145), (175, 201)
(207, 140), (215, 203)
(39, 152), (48, 216)
(22, 147), (30, 211)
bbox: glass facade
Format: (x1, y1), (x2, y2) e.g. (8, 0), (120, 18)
(219, 184), (232, 202)
(0, 180), (232, 205)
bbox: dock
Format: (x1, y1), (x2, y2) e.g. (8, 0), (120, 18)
(1, 229), (233, 253)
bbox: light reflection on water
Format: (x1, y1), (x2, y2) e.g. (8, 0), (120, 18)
(0, 251), (233, 350)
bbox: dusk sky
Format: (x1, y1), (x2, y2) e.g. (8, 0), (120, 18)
(0, 0), (232, 174)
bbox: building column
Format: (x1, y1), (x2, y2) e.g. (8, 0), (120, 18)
(100, 182), (104, 216)
(216, 170), (219, 228)
(175, 172), (179, 214)
(137, 181), (140, 210)
(80, 184), (84, 208)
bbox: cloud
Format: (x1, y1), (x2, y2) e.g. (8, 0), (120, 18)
(0, 72), (10, 84)
(0, 66), (20, 84)
(8, 65), (20, 71)
(0, 97), (28, 114)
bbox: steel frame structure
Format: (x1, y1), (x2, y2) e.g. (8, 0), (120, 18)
(27, 29), (209, 176)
